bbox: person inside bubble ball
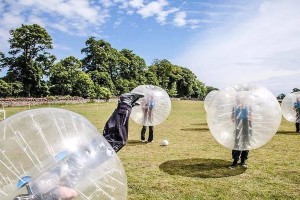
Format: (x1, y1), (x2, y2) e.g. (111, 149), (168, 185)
(293, 96), (300, 132)
(103, 92), (145, 151)
(230, 96), (252, 169)
(140, 95), (155, 143)
(15, 93), (144, 200)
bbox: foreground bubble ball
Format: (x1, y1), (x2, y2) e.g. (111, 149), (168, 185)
(281, 92), (300, 123)
(0, 108), (127, 200)
(207, 84), (282, 150)
(204, 90), (219, 112)
(130, 85), (171, 126)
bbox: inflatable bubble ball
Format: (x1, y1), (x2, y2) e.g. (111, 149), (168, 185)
(0, 108), (127, 200)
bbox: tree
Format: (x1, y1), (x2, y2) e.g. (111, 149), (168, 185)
(168, 82), (178, 97)
(0, 80), (11, 97)
(94, 86), (112, 101)
(176, 67), (198, 97)
(72, 72), (95, 98)
(192, 80), (207, 99)
(119, 49), (147, 83)
(206, 86), (219, 95)
(49, 56), (82, 96)
(88, 71), (115, 93)
(5, 24), (55, 97)
(149, 59), (173, 90)
(81, 37), (120, 94)
(142, 70), (159, 86)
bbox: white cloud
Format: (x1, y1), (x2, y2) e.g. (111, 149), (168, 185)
(156, 7), (178, 24)
(0, 0), (109, 48)
(101, 0), (114, 8)
(174, 0), (300, 95)
(173, 11), (186, 27)
(173, 11), (202, 28)
(137, 0), (178, 24)
(129, 0), (144, 9)
(137, 0), (167, 18)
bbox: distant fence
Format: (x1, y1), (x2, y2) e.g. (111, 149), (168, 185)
(0, 97), (202, 108)
(0, 97), (119, 107)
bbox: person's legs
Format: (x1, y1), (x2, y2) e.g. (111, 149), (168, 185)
(103, 93), (144, 152)
(242, 119), (250, 149)
(296, 122), (300, 132)
(240, 150), (249, 168)
(141, 126), (147, 141)
(148, 126), (154, 142)
(230, 150), (241, 168)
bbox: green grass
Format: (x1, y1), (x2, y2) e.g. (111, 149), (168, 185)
(2, 101), (300, 200)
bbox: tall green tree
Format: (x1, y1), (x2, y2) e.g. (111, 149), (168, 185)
(72, 72), (96, 98)
(149, 59), (173, 90)
(4, 24), (55, 97)
(81, 37), (119, 94)
(142, 70), (159, 86)
(192, 80), (207, 99)
(116, 49), (147, 94)
(205, 86), (219, 96)
(119, 49), (146, 81)
(0, 80), (11, 97)
(49, 56), (82, 96)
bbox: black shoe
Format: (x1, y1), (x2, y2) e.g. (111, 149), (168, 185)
(120, 92), (144, 107)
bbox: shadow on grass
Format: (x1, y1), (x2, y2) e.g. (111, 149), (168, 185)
(181, 128), (209, 131)
(276, 131), (300, 135)
(190, 123), (208, 126)
(127, 140), (146, 146)
(159, 158), (246, 178)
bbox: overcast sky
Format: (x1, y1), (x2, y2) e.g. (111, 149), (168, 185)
(0, 0), (299, 96)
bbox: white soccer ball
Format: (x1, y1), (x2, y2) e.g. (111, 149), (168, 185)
(161, 139), (169, 146)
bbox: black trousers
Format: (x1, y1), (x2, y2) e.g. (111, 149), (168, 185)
(141, 126), (154, 142)
(232, 150), (249, 163)
(103, 102), (132, 152)
(296, 123), (300, 132)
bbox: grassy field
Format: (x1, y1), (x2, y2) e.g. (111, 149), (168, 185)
(2, 100), (300, 200)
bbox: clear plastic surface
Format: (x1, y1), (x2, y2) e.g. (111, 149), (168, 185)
(0, 108), (127, 200)
(130, 85), (171, 126)
(281, 92), (300, 123)
(206, 84), (282, 150)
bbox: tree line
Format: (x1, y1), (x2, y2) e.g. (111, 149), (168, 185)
(0, 24), (215, 100)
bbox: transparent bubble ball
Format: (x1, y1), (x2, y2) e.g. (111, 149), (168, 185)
(130, 85), (171, 126)
(281, 92), (300, 123)
(204, 90), (219, 112)
(206, 84), (282, 150)
(0, 108), (127, 200)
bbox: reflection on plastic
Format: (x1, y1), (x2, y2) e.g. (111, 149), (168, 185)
(130, 85), (171, 126)
(281, 92), (300, 123)
(0, 108), (127, 200)
(206, 84), (282, 151)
